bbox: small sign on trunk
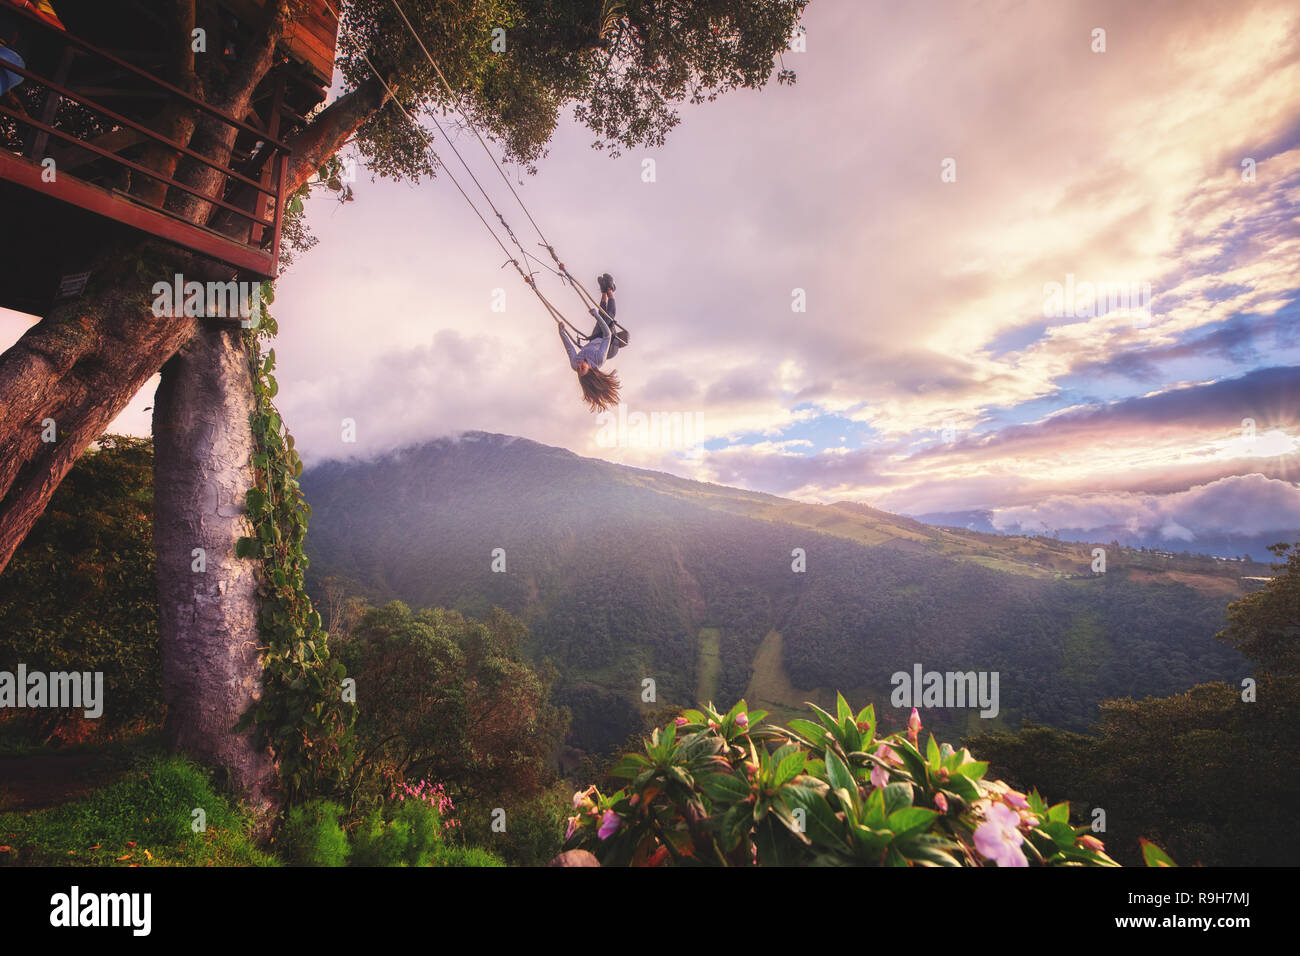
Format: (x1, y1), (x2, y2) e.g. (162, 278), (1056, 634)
(57, 271), (91, 297)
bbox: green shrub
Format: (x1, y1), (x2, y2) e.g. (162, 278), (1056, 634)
(433, 844), (506, 867)
(280, 799), (349, 866)
(564, 696), (1175, 867)
(0, 754), (274, 866)
(455, 787), (567, 866)
(349, 799), (442, 867)
(0, 437), (160, 743)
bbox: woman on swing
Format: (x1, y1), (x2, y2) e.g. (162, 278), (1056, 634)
(557, 273), (626, 412)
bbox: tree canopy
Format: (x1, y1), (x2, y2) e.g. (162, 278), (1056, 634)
(1217, 541), (1300, 674)
(339, 0), (808, 181)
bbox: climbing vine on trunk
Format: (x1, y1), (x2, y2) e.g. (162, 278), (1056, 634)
(235, 284), (356, 804)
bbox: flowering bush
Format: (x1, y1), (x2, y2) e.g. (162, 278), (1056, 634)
(391, 779), (459, 835)
(564, 697), (1169, 866)
(348, 779), (460, 867)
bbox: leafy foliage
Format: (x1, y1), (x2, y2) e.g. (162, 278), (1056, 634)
(235, 290), (356, 803)
(1218, 541), (1300, 674)
(340, 0), (809, 178)
(0, 436), (159, 743)
(338, 601), (568, 801)
(970, 545), (1300, 868)
(564, 696), (1165, 866)
(349, 799), (442, 867)
(276, 789), (504, 867)
(279, 798), (351, 866)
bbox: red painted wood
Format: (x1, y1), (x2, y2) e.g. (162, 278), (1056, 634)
(0, 151), (277, 278)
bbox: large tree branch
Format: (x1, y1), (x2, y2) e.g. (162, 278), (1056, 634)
(282, 78), (388, 194)
(0, 242), (210, 572)
(132, 0), (202, 207)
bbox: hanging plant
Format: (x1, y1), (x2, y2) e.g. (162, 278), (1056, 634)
(235, 281), (357, 804)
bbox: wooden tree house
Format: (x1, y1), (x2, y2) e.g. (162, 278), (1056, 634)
(0, 0), (339, 316)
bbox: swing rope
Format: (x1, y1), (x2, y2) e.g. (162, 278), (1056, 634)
(320, 0), (596, 340)
(386, 0), (620, 334)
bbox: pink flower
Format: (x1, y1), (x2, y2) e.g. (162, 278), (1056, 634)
(572, 785), (597, 809)
(565, 816), (580, 840)
(735, 713), (749, 729)
(1004, 789), (1030, 810)
(1079, 835), (1105, 852)
(907, 707), (922, 743)
(934, 792), (948, 813)
(597, 810), (622, 840)
(675, 716), (688, 726)
(974, 803), (1028, 867)
(871, 744), (894, 788)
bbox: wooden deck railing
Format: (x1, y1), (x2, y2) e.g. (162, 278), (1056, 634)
(0, 3), (289, 277)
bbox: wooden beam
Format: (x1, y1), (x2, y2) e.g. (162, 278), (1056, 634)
(0, 151), (277, 278)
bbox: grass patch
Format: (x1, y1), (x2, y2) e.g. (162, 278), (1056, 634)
(0, 753), (276, 867)
(432, 844), (506, 867)
(695, 627), (722, 705)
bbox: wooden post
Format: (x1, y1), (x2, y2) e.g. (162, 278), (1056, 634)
(251, 72), (286, 250)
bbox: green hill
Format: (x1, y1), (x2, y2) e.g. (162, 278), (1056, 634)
(301, 432), (1258, 757)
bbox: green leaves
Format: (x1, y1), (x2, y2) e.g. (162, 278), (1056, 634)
(1141, 839), (1178, 867)
(566, 696), (1162, 868)
(886, 806), (938, 842)
(237, 297), (355, 803)
(772, 749), (806, 788)
(824, 749), (856, 795)
(700, 773), (751, 803)
(780, 785), (845, 849)
(787, 718), (831, 748)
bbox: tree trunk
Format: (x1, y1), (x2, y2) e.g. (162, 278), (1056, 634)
(0, 16), (383, 809)
(153, 319), (277, 812)
(0, 242), (199, 570)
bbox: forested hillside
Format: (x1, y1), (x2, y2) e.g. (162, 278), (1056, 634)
(301, 433), (1258, 756)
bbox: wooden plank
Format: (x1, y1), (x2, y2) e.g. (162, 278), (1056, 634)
(220, 0), (338, 85)
(0, 150), (277, 278)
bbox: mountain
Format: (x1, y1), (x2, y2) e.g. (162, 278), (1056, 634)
(908, 509), (999, 534)
(301, 432), (1264, 757)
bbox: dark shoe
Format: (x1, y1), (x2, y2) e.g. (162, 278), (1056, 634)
(597, 273), (615, 294)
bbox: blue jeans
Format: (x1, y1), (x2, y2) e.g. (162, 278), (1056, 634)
(0, 44), (23, 96)
(588, 295), (624, 358)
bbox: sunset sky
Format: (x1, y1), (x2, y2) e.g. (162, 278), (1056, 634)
(4, 0), (1299, 552)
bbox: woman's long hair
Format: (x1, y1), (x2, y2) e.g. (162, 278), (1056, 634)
(578, 366), (621, 412)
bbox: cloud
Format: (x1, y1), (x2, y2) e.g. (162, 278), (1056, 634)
(990, 473), (1300, 542)
(5, 0), (1296, 552)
